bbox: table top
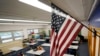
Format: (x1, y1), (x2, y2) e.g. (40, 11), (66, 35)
(63, 54), (74, 56)
(41, 43), (50, 46)
(9, 46), (23, 51)
(68, 45), (78, 49)
(26, 50), (45, 55)
(72, 41), (79, 43)
(37, 39), (45, 41)
(25, 43), (36, 45)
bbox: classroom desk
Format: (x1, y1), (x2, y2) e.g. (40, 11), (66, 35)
(26, 50), (45, 56)
(41, 43), (50, 46)
(25, 42), (36, 45)
(72, 41), (79, 44)
(9, 46), (23, 51)
(37, 39), (45, 41)
(68, 45), (78, 49)
(63, 54), (74, 56)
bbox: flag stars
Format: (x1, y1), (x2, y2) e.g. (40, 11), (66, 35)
(52, 13), (65, 33)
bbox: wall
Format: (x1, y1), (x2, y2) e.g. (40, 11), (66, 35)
(44, 25), (51, 36)
(81, 27), (88, 39)
(0, 25), (45, 38)
(0, 24), (47, 54)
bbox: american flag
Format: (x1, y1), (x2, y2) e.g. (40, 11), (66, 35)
(50, 4), (83, 56)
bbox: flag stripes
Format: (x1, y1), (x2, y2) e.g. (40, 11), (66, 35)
(57, 20), (76, 54)
(51, 4), (83, 56)
(59, 23), (83, 56)
(57, 19), (71, 53)
(50, 29), (57, 56)
(57, 20), (83, 56)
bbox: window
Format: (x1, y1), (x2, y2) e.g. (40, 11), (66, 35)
(13, 31), (23, 40)
(27, 29), (34, 35)
(28, 29), (39, 34)
(0, 32), (13, 43)
(34, 29), (39, 33)
(0, 32), (12, 39)
(27, 29), (40, 39)
(0, 30), (24, 43)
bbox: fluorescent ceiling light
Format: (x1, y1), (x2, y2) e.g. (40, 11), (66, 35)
(0, 23), (49, 25)
(0, 19), (51, 23)
(19, 0), (52, 12)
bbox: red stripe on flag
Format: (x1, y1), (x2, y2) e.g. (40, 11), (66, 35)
(60, 24), (83, 56)
(50, 29), (54, 42)
(55, 19), (71, 55)
(57, 21), (77, 56)
(50, 28), (57, 56)
(57, 19), (71, 42)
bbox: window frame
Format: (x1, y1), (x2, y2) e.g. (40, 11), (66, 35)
(0, 30), (24, 43)
(13, 30), (24, 40)
(0, 31), (13, 43)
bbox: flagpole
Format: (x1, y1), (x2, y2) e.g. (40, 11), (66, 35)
(51, 3), (100, 37)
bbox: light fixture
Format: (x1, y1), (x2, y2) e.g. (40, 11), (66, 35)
(0, 23), (49, 25)
(19, 0), (52, 12)
(0, 19), (51, 23)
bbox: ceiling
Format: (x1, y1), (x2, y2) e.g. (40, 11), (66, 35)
(0, 0), (98, 26)
(51, 0), (95, 21)
(0, 0), (51, 21)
